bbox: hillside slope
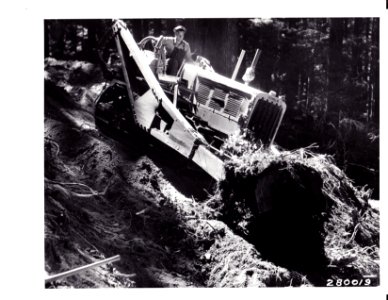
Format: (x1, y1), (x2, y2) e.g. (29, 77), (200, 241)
(44, 58), (379, 288)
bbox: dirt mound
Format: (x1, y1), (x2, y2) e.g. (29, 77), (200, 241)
(44, 58), (378, 288)
(208, 134), (379, 285)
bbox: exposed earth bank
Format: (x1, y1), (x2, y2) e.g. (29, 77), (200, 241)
(44, 59), (379, 288)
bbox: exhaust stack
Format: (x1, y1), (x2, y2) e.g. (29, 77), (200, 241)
(243, 48), (261, 85)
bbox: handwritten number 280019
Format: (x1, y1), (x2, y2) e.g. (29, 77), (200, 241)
(326, 279), (371, 287)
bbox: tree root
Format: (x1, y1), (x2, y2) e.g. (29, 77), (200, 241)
(346, 223), (360, 245)
(45, 137), (61, 157)
(45, 177), (112, 198)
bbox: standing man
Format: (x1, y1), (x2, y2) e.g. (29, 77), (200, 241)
(162, 25), (193, 75)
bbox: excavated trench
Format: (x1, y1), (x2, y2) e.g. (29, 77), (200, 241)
(44, 58), (379, 288)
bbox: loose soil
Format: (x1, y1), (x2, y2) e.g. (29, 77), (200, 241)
(44, 58), (379, 288)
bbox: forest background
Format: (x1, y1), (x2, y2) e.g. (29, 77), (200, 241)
(45, 18), (380, 198)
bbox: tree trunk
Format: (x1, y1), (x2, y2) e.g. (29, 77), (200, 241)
(328, 18), (344, 126)
(224, 19), (239, 76)
(44, 20), (50, 57)
(351, 18), (363, 79)
(50, 20), (66, 59)
(279, 20), (299, 110)
(365, 18), (373, 122)
(372, 18), (379, 124)
(81, 20), (99, 63)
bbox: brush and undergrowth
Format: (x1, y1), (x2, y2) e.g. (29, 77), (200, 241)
(44, 58), (379, 288)
(206, 133), (379, 286)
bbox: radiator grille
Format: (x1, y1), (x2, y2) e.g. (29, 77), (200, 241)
(197, 82), (210, 105)
(212, 88), (226, 101)
(247, 96), (285, 144)
(224, 93), (243, 117)
(208, 88), (225, 111)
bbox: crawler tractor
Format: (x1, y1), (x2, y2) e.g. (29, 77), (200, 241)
(95, 20), (286, 183)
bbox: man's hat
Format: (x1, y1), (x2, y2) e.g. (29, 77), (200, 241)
(173, 25), (186, 33)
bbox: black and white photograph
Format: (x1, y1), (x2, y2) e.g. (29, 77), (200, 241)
(43, 17), (380, 288)
(2, 0), (387, 299)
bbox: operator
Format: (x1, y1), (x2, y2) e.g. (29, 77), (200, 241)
(162, 25), (193, 75)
